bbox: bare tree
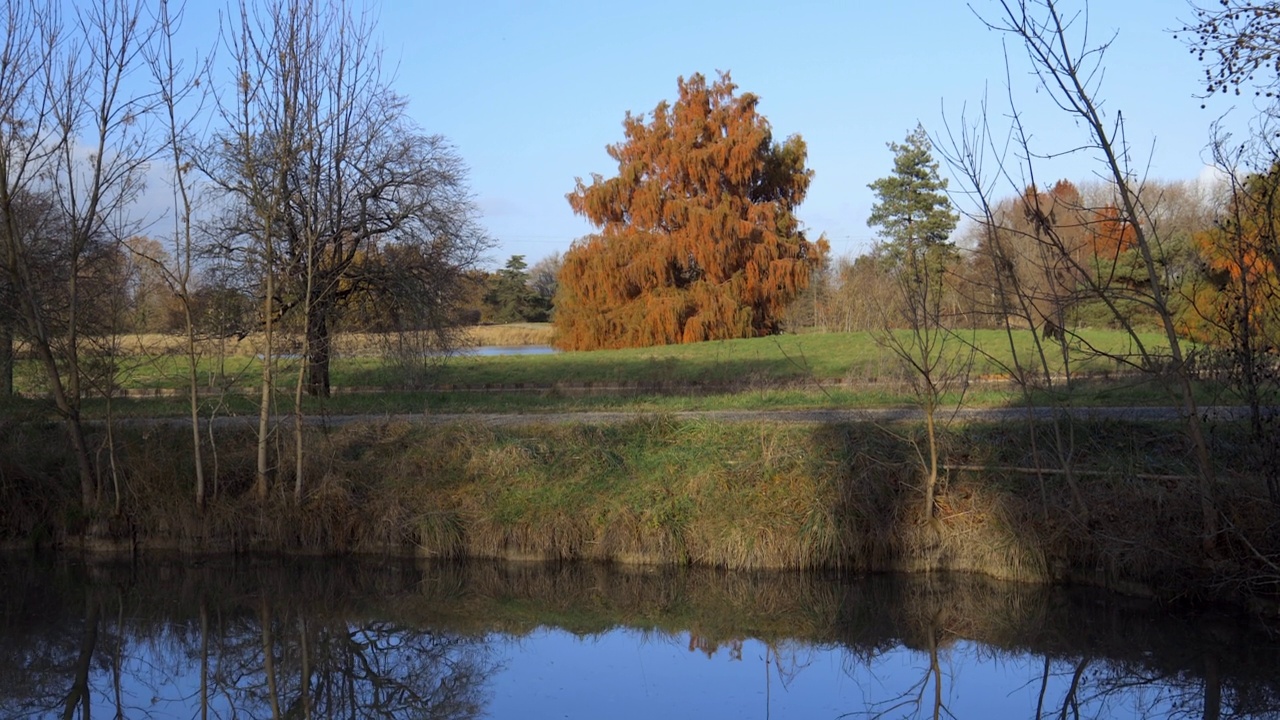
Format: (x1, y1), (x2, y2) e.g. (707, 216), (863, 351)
(937, 105), (1092, 524)
(952, 0), (1221, 554)
(1183, 3), (1280, 511)
(141, 0), (214, 510)
(1193, 131), (1280, 504)
(205, 0), (489, 499)
(826, 254), (897, 333)
(867, 126), (968, 523)
(527, 251), (563, 309)
(207, 0), (297, 500)
(1183, 1), (1280, 116)
(209, 0), (488, 398)
(0, 0), (157, 509)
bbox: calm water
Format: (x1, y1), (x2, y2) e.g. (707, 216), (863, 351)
(468, 344), (556, 356)
(2, 558), (1277, 719)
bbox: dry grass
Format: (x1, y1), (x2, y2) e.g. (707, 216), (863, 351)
(41, 323), (553, 362)
(35, 331), (280, 359)
(2, 416), (1277, 607)
(463, 323), (554, 346)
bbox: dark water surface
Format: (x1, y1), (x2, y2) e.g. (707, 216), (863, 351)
(2, 557), (1277, 719)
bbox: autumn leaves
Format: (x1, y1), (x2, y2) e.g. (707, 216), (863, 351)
(555, 72), (825, 351)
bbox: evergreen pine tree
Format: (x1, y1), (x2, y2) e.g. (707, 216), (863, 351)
(867, 124), (959, 272)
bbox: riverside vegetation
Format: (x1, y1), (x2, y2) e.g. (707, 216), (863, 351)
(2, 328), (1278, 614)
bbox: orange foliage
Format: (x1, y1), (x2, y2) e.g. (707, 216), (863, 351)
(1014, 181), (1136, 265)
(1090, 204), (1137, 259)
(1015, 181), (1087, 253)
(554, 72), (824, 351)
(1182, 173), (1280, 345)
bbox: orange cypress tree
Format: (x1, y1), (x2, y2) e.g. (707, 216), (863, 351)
(555, 72), (825, 350)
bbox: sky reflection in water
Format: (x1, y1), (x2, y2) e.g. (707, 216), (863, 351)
(488, 631), (1204, 718)
(0, 558), (1275, 719)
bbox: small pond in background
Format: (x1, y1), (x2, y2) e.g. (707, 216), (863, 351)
(2, 557), (1277, 719)
(468, 345), (557, 356)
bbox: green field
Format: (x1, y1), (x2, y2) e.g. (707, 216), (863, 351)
(6, 328), (1223, 419)
(426, 328), (1166, 386)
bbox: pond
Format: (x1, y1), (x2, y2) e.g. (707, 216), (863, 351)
(2, 557), (1277, 719)
(468, 344), (557, 356)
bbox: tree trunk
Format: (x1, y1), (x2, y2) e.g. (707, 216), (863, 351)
(260, 597), (282, 720)
(0, 318), (11, 398)
(1203, 654), (1221, 720)
(200, 598), (209, 720)
(186, 303), (205, 511)
(30, 340), (95, 508)
(923, 398), (939, 522)
(256, 258), (275, 502)
(299, 617), (311, 719)
(305, 297), (330, 398)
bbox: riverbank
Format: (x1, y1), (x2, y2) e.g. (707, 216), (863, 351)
(1, 415), (1276, 612)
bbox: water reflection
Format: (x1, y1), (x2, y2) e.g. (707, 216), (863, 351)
(0, 558), (1275, 719)
(465, 344), (556, 356)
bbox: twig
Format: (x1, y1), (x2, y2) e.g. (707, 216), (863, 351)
(943, 464), (1194, 482)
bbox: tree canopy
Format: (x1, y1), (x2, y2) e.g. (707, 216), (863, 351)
(1184, 165), (1280, 346)
(483, 255), (550, 323)
(554, 72), (824, 351)
(867, 125), (959, 269)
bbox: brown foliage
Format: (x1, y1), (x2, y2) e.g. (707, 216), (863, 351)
(964, 180), (1150, 330)
(1090, 204), (1137, 259)
(554, 72), (824, 350)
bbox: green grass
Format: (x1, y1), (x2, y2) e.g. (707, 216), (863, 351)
(418, 328), (1168, 388)
(8, 328), (1226, 420)
(39, 375), (1213, 422)
(15, 329), (1169, 389)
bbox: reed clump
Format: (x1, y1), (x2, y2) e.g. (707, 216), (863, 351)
(463, 323), (554, 346)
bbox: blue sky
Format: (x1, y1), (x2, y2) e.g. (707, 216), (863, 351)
(181, 1), (1242, 267)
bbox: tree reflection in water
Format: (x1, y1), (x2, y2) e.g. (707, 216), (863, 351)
(0, 559), (495, 719)
(830, 574), (1276, 720)
(0, 559), (1276, 719)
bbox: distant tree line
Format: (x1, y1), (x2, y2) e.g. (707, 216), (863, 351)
(455, 254), (561, 326)
(783, 175), (1230, 339)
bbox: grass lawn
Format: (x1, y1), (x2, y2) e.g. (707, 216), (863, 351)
(422, 328), (1166, 387)
(5, 327), (1232, 419)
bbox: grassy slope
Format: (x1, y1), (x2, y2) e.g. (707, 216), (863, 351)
(2, 415), (1274, 607)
